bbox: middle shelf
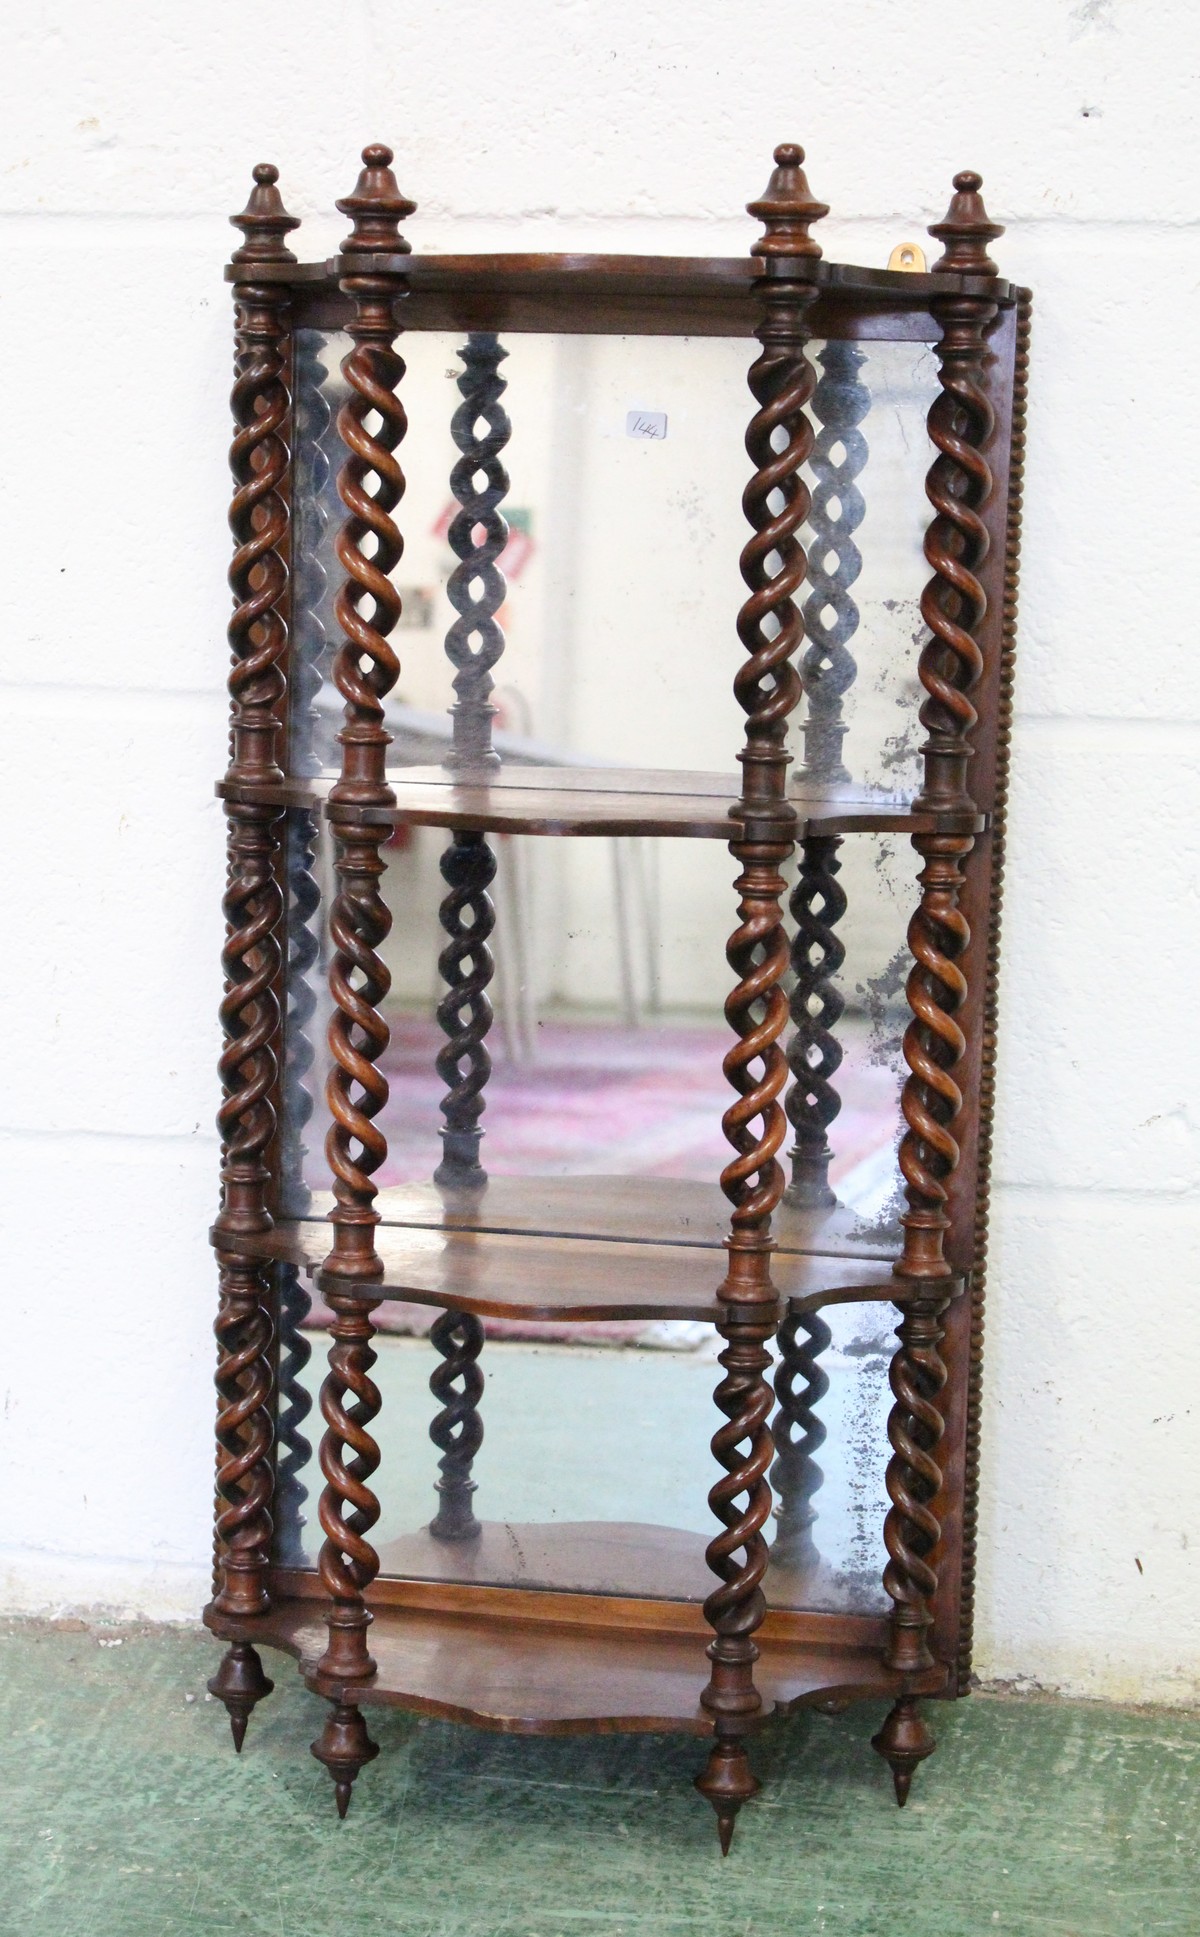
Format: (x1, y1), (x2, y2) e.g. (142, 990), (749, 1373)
(218, 764), (988, 840)
(221, 1175), (921, 1323)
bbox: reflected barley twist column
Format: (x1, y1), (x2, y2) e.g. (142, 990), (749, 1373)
(311, 146), (414, 1814)
(770, 1306), (831, 1573)
(425, 334), (511, 1527)
(783, 340), (869, 1211)
(874, 172), (1003, 1805)
(208, 163), (299, 1750)
(272, 331), (334, 1568)
(695, 144), (825, 1856)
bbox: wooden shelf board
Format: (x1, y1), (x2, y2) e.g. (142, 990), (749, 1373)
(298, 1175), (900, 1263)
(206, 1592), (941, 1735)
(223, 1217), (905, 1322)
(363, 1519), (889, 1623)
(233, 250), (1014, 341)
(218, 766), (985, 840)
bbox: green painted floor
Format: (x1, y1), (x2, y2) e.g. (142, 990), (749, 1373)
(2, 1622), (1197, 1937)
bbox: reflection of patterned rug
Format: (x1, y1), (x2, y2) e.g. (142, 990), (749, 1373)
(305, 1012), (902, 1345)
(376, 1011), (899, 1189)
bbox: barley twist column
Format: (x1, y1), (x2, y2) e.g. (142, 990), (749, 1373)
(875, 172), (1002, 1805)
(799, 338), (868, 785)
(783, 340), (868, 1210)
(770, 1307), (831, 1571)
(272, 332), (334, 1568)
(426, 336), (510, 1521)
(695, 144), (824, 1856)
(444, 332), (511, 774)
(783, 836), (846, 1208)
(207, 165), (300, 1751)
(311, 145), (414, 1813)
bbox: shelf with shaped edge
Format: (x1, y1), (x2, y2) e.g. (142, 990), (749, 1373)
(219, 1211), (941, 1324)
(217, 765), (987, 841)
(205, 1585), (947, 1737)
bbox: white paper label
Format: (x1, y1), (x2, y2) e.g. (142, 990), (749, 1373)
(626, 409), (668, 441)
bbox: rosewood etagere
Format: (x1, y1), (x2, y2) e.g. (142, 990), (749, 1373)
(205, 141), (1029, 1850)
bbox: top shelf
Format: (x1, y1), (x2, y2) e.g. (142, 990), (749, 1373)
(227, 251), (1017, 341)
(220, 766), (986, 840)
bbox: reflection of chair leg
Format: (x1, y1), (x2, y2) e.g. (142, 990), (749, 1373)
(428, 1307), (485, 1539)
(609, 837), (641, 1026)
(770, 1306), (831, 1571)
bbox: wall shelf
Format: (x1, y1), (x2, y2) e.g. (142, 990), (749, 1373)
(205, 140), (1028, 1848)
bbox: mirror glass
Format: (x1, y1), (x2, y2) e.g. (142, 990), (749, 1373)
(276, 324), (937, 1615)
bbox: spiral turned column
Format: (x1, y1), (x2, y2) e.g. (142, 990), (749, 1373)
(434, 831), (497, 1187)
(274, 805), (322, 1563)
(444, 332), (511, 774)
(782, 341), (867, 1210)
(273, 332), (333, 1568)
(895, 173), (999, 1284)
(770, 1307), (831, 1571)
(799, 338), (868, 787)
(695, 144), (825, 1856)
(877, 173), (1003, 1804)
(312, 146), (415, 1807)
(427, 1308), (486, 1539)
(872, 1288), (951, 1801)
(207, 162), (300, 1749)
(784, 836), (846, 1209)
(312, 1289), (383, 1813)
(434, 333), (507, 1190)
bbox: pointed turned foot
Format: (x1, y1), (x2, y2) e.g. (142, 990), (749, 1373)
(695, 1737), (760, 1854)
(311, 1702), (379, 1817)
(872, 1697), (936, 1806)
(207, 1642), (274, 1753)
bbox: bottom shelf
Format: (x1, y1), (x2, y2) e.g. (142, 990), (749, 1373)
(206, 1589), (946, 1737)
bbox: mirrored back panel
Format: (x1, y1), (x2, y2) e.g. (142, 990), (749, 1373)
(290, 328), (937, 792)
(273, 321), (938, 1620)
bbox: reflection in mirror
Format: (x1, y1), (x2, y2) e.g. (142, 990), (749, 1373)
(275, 1305), (896, 1615)
(290, 328), (937, 783)
(279, 322), (938, 1615)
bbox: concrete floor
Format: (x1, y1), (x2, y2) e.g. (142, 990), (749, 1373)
(2, 1622), (1197, 1936)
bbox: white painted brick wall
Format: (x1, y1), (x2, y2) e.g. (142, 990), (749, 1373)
(1, 0), (1196, 1700)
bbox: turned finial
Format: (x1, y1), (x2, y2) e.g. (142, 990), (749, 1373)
(928, 170), (1003, 275)
(748, 143), (829, 260)
(230, 162), (300, 263)
(337, 143), (416, 255)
